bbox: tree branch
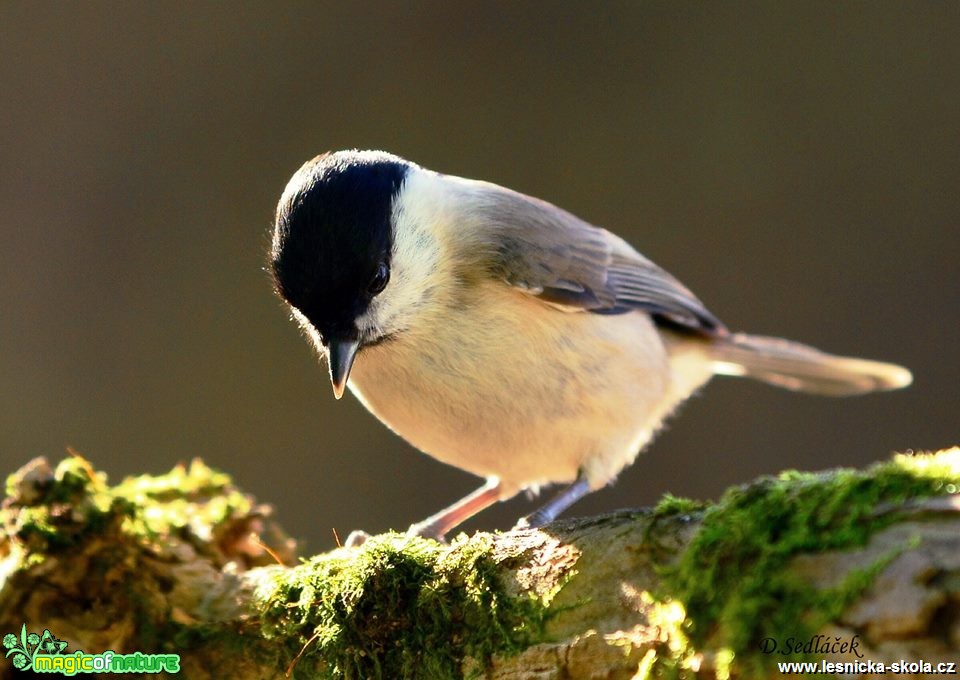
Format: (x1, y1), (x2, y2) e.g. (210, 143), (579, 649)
(1, 449), (958, 678)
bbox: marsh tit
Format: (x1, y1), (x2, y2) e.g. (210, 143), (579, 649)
(269, 149), (911, 541)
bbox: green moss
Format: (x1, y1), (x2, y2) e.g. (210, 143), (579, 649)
(256, 533), (550, 680)
(112, 459), (252, 541)
(652, 493), (709, 518)
(650, 449), (960, 677)
(2, 457), (124, 554)
(1, 455), (255, 561)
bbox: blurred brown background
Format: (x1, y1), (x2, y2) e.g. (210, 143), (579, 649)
(1, 3), (957, 551)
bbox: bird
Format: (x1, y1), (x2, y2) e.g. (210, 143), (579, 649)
(268, 149), (912, 542)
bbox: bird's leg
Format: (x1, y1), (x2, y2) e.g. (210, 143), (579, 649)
(515, 475), (591, 529)
(407, 478), (502, 542)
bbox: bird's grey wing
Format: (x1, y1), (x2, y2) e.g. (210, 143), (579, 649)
(474, 182), (727, 337)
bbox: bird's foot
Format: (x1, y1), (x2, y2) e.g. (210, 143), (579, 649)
(512, 512), (544, 531)
(514, 476), (591, 531)
(343, 529), (372, 548)
(406, 519), (447, 543)
(342, 523), (447, 548)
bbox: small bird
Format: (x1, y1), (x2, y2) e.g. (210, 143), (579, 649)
(269, 149), (911, 541)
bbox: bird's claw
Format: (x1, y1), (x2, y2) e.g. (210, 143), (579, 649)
(343, 529), (372, 548)
(512, 517), (532, 531)
(406, 521), (447, 543)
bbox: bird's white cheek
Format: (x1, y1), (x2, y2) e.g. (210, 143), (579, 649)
(358, 265), (447, 339)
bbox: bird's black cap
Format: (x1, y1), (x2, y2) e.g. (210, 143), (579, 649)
(270, 150), (411, 343)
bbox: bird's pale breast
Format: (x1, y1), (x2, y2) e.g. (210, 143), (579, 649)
(348, 282), (702, 495)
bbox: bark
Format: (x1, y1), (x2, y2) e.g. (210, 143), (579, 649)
(1, 449), (958, 679)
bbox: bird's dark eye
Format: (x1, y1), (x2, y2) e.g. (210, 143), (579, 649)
(368, 261), (390, 296)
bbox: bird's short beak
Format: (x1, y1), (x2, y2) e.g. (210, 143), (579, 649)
(328, 339), (360, 400)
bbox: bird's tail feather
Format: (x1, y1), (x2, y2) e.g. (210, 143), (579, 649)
(708, 333), (912, 396)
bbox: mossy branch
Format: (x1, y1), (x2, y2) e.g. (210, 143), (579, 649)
(1, 449), (959, 679)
